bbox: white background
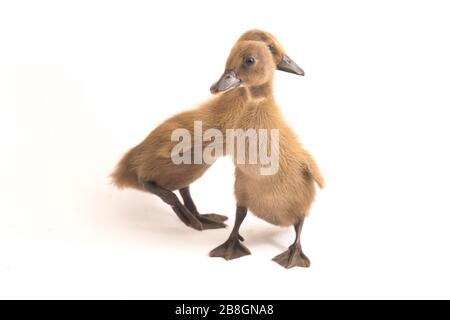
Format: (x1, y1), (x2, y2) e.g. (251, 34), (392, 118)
(1, 0), (449, 299)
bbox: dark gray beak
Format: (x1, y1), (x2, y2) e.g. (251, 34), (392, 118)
(277, 55), (305, 76)
(210, 71), (241, 94)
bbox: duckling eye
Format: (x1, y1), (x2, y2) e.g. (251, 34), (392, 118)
(268, 44), (276, 54)
(245, 57), (255, 66)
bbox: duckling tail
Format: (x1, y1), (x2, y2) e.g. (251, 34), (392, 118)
(306, 156), (325, 189)
(110, 148), (141, 190)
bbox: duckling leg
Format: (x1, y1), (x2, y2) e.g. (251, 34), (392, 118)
(179, 186), (228, 223)
(209, 207), (251, 260)
(272, 217), (311, 269)
(140, 180), (203, 230)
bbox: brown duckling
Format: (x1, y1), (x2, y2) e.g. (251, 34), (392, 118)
(237, 29), (304, 76)
(111, 30), (304, 231)
(208, 41), (324, 268)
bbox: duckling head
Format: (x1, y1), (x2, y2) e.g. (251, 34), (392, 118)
(238, 29), (304, 76)
(210, 41), (275, 94)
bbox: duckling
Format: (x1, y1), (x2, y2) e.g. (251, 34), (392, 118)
(237, 29), (304, 76)
(111, 30), (304, 231)
(208, 41), (324, 268)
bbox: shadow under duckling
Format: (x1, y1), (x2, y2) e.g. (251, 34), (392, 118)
(208, 41), (324, 268)
(111, 30), (304, 231)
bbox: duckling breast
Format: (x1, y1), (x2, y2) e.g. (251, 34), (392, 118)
(235, 167), (316, 227)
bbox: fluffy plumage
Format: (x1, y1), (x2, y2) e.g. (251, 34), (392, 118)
(209, 39), (323, 268)
(111, 30), (299, 193)
(216, 41), (324, 226)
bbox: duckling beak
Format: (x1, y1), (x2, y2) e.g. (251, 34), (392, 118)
(277, 55), (305, 76)
(210, 71), (241, 94)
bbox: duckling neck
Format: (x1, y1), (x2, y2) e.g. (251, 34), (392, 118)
(247, 81), (274, 101)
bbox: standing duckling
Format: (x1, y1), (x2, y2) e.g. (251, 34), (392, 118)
(111, 30), (304, 231)
(209, 41), (324, 268)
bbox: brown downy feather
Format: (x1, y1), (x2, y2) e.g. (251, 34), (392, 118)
(111, 147), (142, 190)
(305, 153), (325, 189)
(211, 41), (324, 227)
(110, 90), (249, 191)
(111, 30), (300, 193)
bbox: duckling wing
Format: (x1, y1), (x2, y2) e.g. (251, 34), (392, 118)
(305, 154), (325, 189)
